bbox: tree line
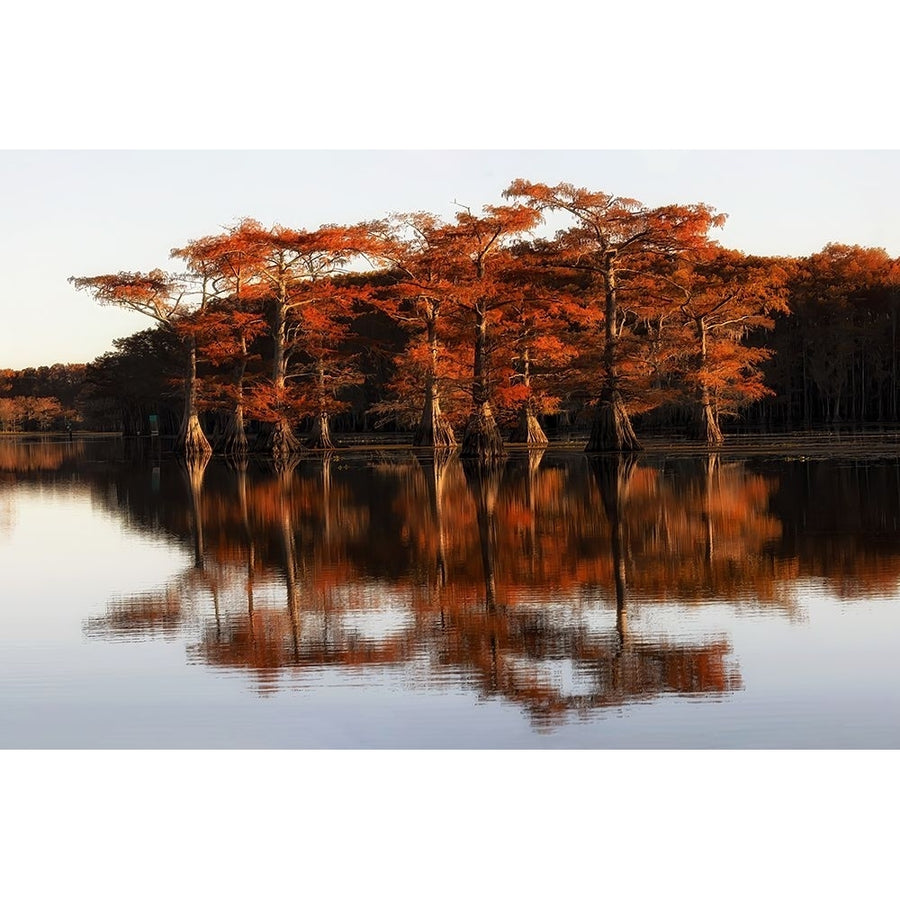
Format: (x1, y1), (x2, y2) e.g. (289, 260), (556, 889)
(0, 364), (85, 432)
(5, 180), (899, 455)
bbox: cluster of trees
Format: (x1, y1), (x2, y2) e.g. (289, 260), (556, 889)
(11, 178), (887, 457)
(755, 244), (900, 427)
(0, 396), (67, 432)
(67, 180), (799, 459)
(0, 364), (84, 432)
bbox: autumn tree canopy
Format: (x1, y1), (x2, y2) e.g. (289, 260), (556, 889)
(55, 181), (900, 455)
(504, 180), (726, 450)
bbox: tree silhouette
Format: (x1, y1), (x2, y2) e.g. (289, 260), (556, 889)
(70, 269), (213, 458)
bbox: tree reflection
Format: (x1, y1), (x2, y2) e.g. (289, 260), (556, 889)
(418, 449), (456, 593)
(588, 453), (637, 649)
(0, 437), (83, 478)
(616, 455), (789, 610)
(179, 454), (210, 570)
(54, 443), (900, 728)
(502, 448), (546, 578)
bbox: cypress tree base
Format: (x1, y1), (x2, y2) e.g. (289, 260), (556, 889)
(461, 402), (506, 461)
(270, 418), (302, 463)
(585, 392), (642, 453)
(306, 413), (335, 450)
(176, 414), (213, 461)
(413, 395), (457, 448)
(694, 403), (724, 446)
(222, 409), (248, 458)
(509, 406), (549, 446)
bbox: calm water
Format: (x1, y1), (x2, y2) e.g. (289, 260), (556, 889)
(1, 436), (899, 748)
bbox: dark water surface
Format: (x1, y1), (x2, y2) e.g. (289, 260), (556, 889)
(2, 436), (899, 748)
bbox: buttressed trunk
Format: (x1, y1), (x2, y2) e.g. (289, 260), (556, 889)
(585, 263), (642, 453)
(307, 411), (334, 449)
(307, 362), (335, 449)
(696, 398), (723, 446)
(270, 419), (301, 463)
(414, 319), (457, 448)
(266, 288), (301, 461)
(510, 401), (548, 446)
(223, 400), (248, 457)
(509, 350), (548, 446)
(415, 384), (457, 447)
(586, 388), (642, 453)
(694, 320), (723, 446)
(461, 305), (505, 460)
(176, 337), (212, 460)
(223, 343), (249, 457)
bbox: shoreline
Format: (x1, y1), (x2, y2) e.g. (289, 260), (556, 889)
(7, 429), (900, 460)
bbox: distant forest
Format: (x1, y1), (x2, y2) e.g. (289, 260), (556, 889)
(3, 180), (899, 457)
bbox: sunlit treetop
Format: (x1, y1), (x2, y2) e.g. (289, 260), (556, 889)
(504, 179), (726, 258)
(69, 270), (186, 325)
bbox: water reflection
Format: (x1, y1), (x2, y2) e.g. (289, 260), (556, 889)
(80, 447), (750, 725)
(8, 438), (900, 733)
(0, 436), (84, 475)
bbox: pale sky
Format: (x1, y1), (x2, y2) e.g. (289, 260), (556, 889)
(3, 4), (899, 371)
(2, 149), (899, 370)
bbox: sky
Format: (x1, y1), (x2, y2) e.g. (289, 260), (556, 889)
(3, 2), (898, 372)
(2, 149), (900, 370)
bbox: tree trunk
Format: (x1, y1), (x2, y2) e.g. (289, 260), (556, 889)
(892, 300), (898, 421)
(222, 403), (248, 457)
(585, 388), (642, 452)
(306, 360), (336, 449)
(222, 342), (249, 457)
(414, 388), (457, 447)
(688, 318), (723, 446)
(414, 320), (457, 448)
(461, 401), (506, 460)
(510, 346), (548, 445)
(510, 402), (548, 446)
(307, 411), (335, 449)
(175, 337), (212, 460)
(271, 419), (301, 464)
(585, 261), (641, 453)
(266, 284), (300, 460)
(461, 304), (505, 459)
(694, 399), (724, 446)
(802, 339), (810, 427)
(179, 414), (213, 460)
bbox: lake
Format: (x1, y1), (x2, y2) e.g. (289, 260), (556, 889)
(2, 435), (899, 748)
